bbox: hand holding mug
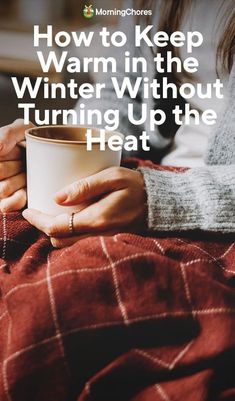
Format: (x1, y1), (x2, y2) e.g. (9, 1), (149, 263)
(22, 166), (147, 248)
(0, 119), (34, 212)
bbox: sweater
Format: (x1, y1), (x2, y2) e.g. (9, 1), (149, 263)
(140, 62), (235, 233)
(161, 0), (229, 167)
(73, 1), (235, 233)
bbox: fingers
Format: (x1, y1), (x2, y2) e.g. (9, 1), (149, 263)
(0, 161), (24, 180)
(22, 209), (63, 236)
(22, 205), (103, 238)
(0, 188), (27, 212)
(0, 125), (26, 212)
(0, 172), (26, 199)
(0, 146), (23, 162)
(23, 192), (127, 240)
(55, 167), (127, 206)
(0, 119), (34, 156)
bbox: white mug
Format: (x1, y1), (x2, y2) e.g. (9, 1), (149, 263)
(25, 125), (123, 215)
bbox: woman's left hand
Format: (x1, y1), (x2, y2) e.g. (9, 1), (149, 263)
(22, 167), (147, 248)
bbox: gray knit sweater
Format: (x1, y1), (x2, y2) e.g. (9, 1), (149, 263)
(74, 2), (235, 233)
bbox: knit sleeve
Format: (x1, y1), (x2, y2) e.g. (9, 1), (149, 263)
(138, 164), (235, 233)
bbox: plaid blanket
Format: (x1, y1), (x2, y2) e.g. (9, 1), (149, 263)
(0, 161), (234, 401)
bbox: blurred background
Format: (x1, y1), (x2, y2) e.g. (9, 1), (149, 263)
(0, 0), (122, 125)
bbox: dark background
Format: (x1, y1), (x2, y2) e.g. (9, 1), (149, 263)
(0, 0), (122, 126)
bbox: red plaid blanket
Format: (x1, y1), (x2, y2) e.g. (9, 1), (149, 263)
(0, 161), (234, 401)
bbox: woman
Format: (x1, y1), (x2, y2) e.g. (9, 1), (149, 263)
(0, 0), (234, 248)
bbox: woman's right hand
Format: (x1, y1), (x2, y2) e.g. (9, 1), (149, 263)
(0, 119), (34, 212)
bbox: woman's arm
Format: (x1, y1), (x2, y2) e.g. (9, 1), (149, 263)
(139, 164), (235, 233)
(22, 163), (234, 248)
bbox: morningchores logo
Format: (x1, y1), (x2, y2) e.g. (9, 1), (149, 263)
(83, 5), (95, 18)
(83, 4), (152, 18)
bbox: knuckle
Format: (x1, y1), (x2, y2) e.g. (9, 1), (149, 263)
(78, 179), (90, 196)
(108, 166), (126, 184)
(0, 127), (12, 140)
(69, 181), (80, 196)
(108, 166), (122, 175)
(69, 179), (90, 199)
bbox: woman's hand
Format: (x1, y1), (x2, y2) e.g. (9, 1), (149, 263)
(22, 166), (147, 248)
(0, 119), (34, 212)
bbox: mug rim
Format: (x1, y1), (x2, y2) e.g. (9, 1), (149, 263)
(25, 125), (124, 145)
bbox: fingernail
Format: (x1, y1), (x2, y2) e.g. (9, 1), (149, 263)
(55, 191), (68, 203)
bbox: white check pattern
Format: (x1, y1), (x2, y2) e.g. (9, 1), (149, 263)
(0, 212), (234, 401)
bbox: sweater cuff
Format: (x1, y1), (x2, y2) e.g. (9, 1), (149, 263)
(138, 165), (235, 232)
(139, 167), (198, 231)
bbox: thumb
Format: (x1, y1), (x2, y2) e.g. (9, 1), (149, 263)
(0, 119), (34, 156)
(55, 167), (124, 206)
